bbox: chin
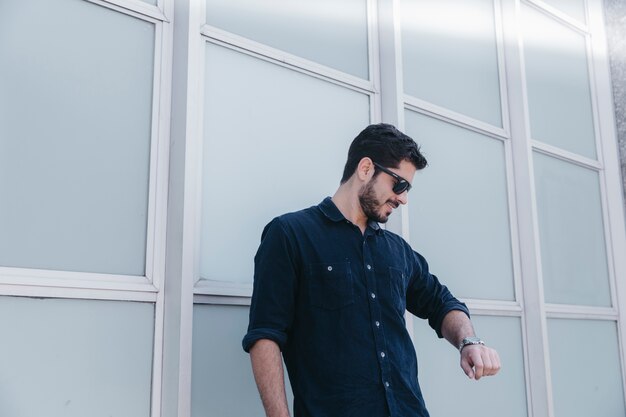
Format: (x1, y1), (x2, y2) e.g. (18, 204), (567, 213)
(376, 212), (391, 223)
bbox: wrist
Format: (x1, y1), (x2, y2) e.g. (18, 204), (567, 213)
(458, 336), (484, 352)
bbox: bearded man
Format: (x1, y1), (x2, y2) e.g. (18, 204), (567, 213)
(243, 123), (501, 417)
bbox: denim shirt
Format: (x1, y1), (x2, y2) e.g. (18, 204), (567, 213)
(243, 197), (469, 417)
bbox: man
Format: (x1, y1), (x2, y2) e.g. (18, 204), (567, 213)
(242, 124), (501, 417)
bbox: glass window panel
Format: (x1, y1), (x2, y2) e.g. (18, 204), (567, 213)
(205, 0), (369, 79)
(412, 315), (527, 417)
(540, 0), (586, 23)
(192, 304), (294, 417)
(533, 152), (611, 306)
(0, 297), (154, 417)
(401, 0), (502, 127)
(522, 5), (596, 159)
(405, 111), (515, 301)
(0, 0), (154, 275)
(548, 319), (625, 417)
(199, 43), (370, 283)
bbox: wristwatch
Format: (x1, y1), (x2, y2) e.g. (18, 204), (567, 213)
(458, 336), (485, 352)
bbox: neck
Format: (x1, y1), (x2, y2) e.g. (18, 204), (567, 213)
(332, 180), (368, 232)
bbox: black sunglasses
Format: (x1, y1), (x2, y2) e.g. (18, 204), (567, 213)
(373, 162), (412, 194)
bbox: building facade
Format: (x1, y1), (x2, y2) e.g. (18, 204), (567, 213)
(1, 0), (625, 416)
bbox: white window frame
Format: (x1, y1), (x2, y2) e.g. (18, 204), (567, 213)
(163, 0), (626, 417)
(0, 2), (174, 417)
(0, 0), (171, 304)
(189, 0), (381, 298)
(386, 0), (626, 416)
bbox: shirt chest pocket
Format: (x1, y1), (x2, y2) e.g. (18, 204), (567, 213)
(389, 267), (407, 313)
(307, 262), (354, 310)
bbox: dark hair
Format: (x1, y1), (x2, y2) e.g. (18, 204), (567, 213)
(340, 123), (428, 183)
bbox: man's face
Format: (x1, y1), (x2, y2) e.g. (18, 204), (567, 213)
(358, 160), (416, 223)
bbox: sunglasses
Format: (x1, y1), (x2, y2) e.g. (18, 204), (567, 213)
(373, 162), (412, 194)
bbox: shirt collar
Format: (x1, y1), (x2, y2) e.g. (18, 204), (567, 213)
(318, 197), (382, 234)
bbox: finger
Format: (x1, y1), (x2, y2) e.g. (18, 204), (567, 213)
(490, 349), (501, 375)
(460, 355), (475, 380)
(483, 348), (502, 376)
(481, 349), (494, 376)
(472, 352), (484, 380)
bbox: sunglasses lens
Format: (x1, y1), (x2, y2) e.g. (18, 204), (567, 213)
(393, 181), (410, 194)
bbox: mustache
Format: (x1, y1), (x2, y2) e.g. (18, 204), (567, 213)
(387, 200), (399, 209)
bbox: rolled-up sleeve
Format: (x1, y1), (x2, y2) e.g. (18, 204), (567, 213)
(242, 217), (299, 353)
(405, 251), (469, 338)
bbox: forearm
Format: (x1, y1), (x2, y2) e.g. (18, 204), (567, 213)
(441, 309), (475, 348)
(250, 339), (291, 417)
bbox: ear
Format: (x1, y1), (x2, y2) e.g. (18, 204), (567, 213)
(356, 157), (374, 181)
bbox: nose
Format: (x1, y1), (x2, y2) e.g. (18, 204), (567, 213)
(396, 191), (408, 205)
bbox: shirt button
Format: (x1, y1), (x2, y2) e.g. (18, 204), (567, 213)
(384, 381), (390, 388)
(375, 321), (380, 327)
(370, 293), (376, 299)
(366, 264), (372, 270)
(380, 352), (386, 358)
(327, 266), (332, 271)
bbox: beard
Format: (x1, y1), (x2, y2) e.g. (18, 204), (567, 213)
(358, 180), (395, 223)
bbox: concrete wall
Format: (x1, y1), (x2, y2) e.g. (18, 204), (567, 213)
(604, 0), (626, 214)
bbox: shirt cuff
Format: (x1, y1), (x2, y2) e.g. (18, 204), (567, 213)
(242, 328), (288, 353)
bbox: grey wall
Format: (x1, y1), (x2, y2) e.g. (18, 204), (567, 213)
(603, 0), (626, 214)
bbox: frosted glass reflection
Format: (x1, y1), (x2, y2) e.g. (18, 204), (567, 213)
(540, 0), (586, 23)
(413, 315), (527, 417)
(534, 152), (610, 306)
(548, 319), (625, 417)
(199, 43), (370, 283)
(401, 0), (502, 127)
(0, 0), (154, 275)
(522, 5), (596, 159)
(0, 297), (154, 417)
(405, 111), (515, 301)
(192, 304), (293, 417)
(205, 0), (369, 79)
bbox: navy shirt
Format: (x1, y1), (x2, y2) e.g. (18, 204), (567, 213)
(243, 198), (469, 417)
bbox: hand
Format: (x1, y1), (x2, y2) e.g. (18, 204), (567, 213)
(460, 344), (501, 380)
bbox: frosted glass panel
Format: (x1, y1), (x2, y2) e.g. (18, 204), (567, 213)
(0, 297), (154, 417)
(401, 0), (502, 127)
(192, 304), (293, 417)
(412, 315), (527, 417)
(534, 152), (610, 306)
(405, 111), (514, 301)
(541, 0), (586, 23)
(522, 5), (596, 159)
(199, 43), (370, 283)
(0, 0), (154, 275)
(205, 0), (369, 79)
(548, 319), (625, 417)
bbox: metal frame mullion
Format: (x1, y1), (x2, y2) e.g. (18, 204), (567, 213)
(503, 0), (554, 415)
(523, 0), (589, 34)
(199, 25), (375, 94)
